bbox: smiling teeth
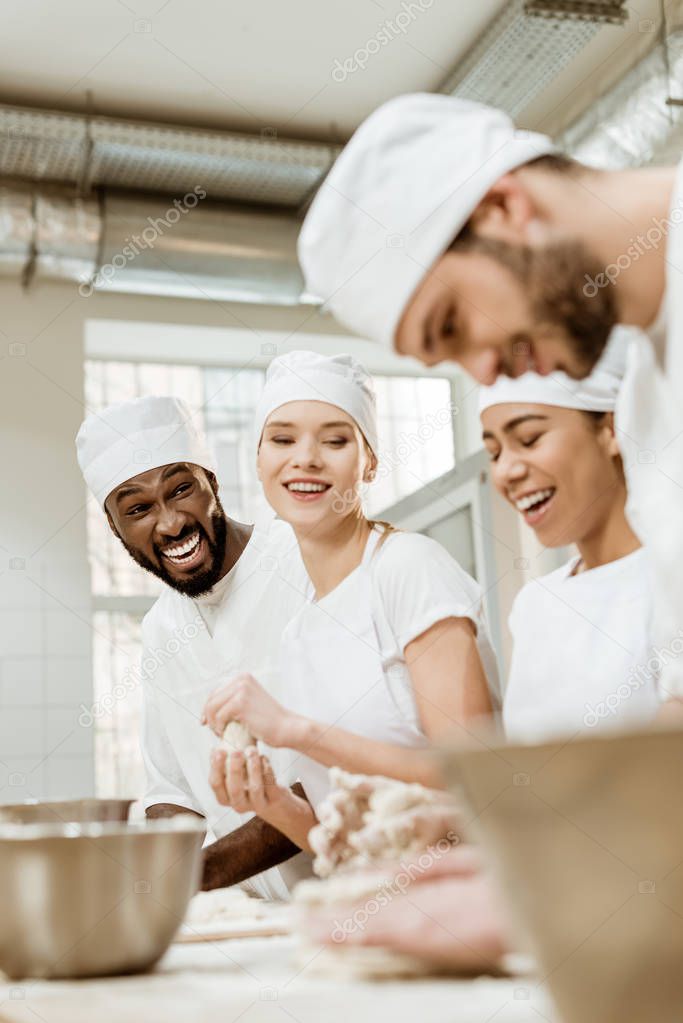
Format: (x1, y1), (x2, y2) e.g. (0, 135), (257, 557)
(163, 532), (200, 559)
(515, 489), (554, 512)
(287, 482), (328, 492)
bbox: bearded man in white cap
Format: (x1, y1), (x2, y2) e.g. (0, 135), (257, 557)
(298, 92), (683, 709)
(76, 395), (312, 897)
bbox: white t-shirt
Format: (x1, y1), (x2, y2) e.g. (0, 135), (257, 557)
(193, 565), (234, 636)
(615, 158), (683, 696)
(277, 528), (500, 814)
(138, 509), (313, 899)
(504, 548), (664, 744)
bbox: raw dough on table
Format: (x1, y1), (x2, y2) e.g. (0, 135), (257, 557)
(295, 941), (444, 980)
(294, 871), (458, 979)
(184, 887), (269, 925)
(308, 768), (461, 877)
(293, 769), (463, 978)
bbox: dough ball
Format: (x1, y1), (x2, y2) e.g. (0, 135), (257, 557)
(222, 720), (254, 753)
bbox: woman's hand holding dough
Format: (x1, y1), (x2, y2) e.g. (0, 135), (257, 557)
(202, 672), (300, 748)
(209, 746), (296, 820)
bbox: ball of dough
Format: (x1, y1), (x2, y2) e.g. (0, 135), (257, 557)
(221, 720), (254, 753)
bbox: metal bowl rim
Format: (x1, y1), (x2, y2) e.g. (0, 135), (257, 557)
(0, 797), (136, 808)
(0, 817), (206, 842)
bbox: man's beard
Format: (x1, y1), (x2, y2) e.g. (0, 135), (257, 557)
(451, 234), (618, 376)
(120, 503), (229, 598)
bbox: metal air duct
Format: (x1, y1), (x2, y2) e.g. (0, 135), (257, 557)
(0, 184), (309, 305)
(559, 30), (683, 166)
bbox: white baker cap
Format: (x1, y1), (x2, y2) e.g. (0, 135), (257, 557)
(254, 350), (378, 455)
(298, 93), (556, 348)
(76, 395), (216, 507)
(478, 327), (631, 416)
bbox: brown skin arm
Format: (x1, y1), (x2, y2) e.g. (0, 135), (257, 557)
(145, 787), (306, 891)
(145, 802), (203, 820)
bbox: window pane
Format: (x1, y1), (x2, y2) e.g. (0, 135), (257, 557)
(368, 376), (455, 515)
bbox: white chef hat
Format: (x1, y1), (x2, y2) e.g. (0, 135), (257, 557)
(478, 328), (632, 415)
(76, 395), (216, 507)
(254, 350), (378, 455)
(298, 93), (556, 348)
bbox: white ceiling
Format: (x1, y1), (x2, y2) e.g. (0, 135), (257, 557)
(2, 0), (506, 140)
(0, 0), (665, 143)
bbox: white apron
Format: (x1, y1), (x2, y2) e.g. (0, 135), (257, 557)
(616, 159), (683, 697)
(504, 549), (662, 744)
(276, 529), (434, 814)
(139, 507), (313, 899)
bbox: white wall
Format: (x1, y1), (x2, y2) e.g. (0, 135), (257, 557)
(0, 280), (95, 801)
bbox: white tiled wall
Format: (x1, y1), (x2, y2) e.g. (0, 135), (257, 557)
(0, 281), (95, 803)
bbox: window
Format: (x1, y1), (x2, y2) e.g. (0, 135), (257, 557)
(86, 358), (456, 797)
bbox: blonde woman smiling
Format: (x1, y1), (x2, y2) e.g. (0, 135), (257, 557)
(203, 350), (499, 851)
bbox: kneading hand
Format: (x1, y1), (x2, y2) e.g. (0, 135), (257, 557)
(303, 850), (512, 973)
(209, 745), (295, 819)
(202, 672), (298, 748)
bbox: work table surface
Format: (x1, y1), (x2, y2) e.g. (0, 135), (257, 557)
(0, 936), (553, 1022)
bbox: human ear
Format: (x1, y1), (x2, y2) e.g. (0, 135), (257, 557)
(468, 172), (539, 244)
(363, 451), (378, 483)
(602, 413), (621, 459)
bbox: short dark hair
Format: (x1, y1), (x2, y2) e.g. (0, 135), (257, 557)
(448, 154), (585, 250)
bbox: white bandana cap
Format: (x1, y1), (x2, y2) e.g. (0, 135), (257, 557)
(76, 395), (216, 507)
(254, 350), (378, 455)
(298, 92), (556, 348)
(478, 327), (633, 415)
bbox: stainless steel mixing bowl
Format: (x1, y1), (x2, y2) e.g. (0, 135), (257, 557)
(0, 797), (134, 824)
(0, 816), (206, 979)
(440, 726), (683, 1023)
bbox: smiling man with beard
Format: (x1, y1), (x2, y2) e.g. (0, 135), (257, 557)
(298, 92), (683, 708)
(76, 395), (313, 897)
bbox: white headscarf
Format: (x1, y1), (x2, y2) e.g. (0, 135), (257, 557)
(76, 395), (215, 507)
(254, 350), (378, 455)
(478, 328), (632, 415)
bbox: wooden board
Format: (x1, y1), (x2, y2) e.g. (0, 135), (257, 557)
(174, 909), (291, 943)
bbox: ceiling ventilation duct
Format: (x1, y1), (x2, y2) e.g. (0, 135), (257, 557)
(440, 0), (603, 117)
(523, 1), (628, 25)
(0, 184), (309, 305)
(0, 104), (340, 209)
(559, 31), (683, 167)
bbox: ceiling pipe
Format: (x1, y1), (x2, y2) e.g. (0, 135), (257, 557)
(0, 183), (310, 305)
